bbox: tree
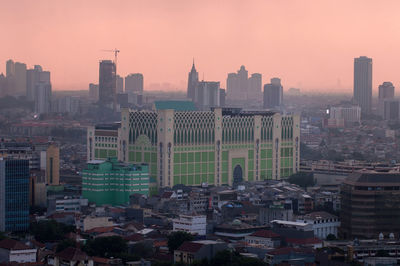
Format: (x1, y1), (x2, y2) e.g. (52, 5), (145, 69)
(287, 172), (315, 189)
(167, 231), (194, 253)
(326, 234), (337, 241)
(30, 220), (75, 242)
(83, 236), (128, 258)
(56, 239), (76, 252)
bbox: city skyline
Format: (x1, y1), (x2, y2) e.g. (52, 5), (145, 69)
(1, 0), (400, 92)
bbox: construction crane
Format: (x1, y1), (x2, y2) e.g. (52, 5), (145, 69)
(101, 48), (120, 67)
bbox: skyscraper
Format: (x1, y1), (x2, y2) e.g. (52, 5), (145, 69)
(248, 73), (262, 100)
(193, 81), (220, 110)
(89, 83), (99, 102)
(34, 82), (52, 114)
(14, 62), (27, 97)
(0, 159), (30, 232)
(378, 81), (395, 118)
(26, 66), (42, 101)
(227, 66), (261, 101)
(116, 75), (124, 93)
(99, 60), (116, 108)
(187, 61), (199, 100)
(125, 73), (144, 93)
(46, 144), (59, 185)
(353, 56), (372, 115)
(5, 60), (15, 78)
(263, 78), (283, 109)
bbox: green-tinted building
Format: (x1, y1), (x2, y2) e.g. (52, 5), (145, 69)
(87, 106), (300, 191)
(81, 158), (149, 206)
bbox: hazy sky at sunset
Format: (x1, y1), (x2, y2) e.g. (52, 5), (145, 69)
(1, 0), (400, 93)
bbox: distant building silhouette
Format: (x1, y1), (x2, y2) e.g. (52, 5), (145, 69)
(378, 82), (395, 118)
(227, 66), (262, 101)
(98, 60), (116, 109)
(263, 78), (283, 109)
(26, 65), (43, 101)
(193, 81), (220, 110)
(116, 75), (124, 93)
(353, 56), (372, 115)
(89, 83), (99, 102)
(14, 62), (27, 97)
(187, 60), (199, 100)
(125, 73), (143, 93)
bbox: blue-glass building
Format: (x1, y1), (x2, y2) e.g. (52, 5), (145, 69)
(0, 159), (30, 232)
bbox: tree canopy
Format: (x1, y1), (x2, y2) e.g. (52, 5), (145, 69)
(167, 231), (194, 253)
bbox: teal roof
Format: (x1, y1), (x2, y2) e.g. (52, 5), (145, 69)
(154, 100), (196, 111)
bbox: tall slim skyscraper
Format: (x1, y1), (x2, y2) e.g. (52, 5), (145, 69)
(99, 60), (116, 108)
(263, 78), (283, 109)
(14, 62), (27, 97)
(46, 144), (59, 185)
(187, 61), (198, 100)
(34, 82), (52, 114)
(125, 73), (144, 93)
(0, 159), (30, 232)
(353, 56), (372, 115)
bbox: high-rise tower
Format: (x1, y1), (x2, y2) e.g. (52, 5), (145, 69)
(187, 60), (199, 100)
(353, 56), (372, 115)
(99, 60), (116, 109)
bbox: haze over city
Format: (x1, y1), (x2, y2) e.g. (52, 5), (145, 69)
(2, 0), (400, 92)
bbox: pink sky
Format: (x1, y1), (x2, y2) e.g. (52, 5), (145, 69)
(1, 0), (400, 93)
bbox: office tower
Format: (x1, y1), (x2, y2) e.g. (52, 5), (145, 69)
(14, 62), (27, 97)
(46, 144), (59, 185)
(0, 159), (30, 232)
(0, 74), (6, 97)
(219, 89), (226, 107)
(248, 73), (262, 100)
(383, 100), (400, 120)
(227, 66), (262, 101)
(116, 75), (124, 93)
(88, 107), (300, 190)
(82, 158), (149, 206)
(5, 60), (14, 78)
(34, 82), (52, 114)
(378, 82), (395, 118)
(187, 61), (198, 100)
(353, 56), (372, 115)
(263, 78), (283, 109)
(193, 81), (220, 110)
(99, 60), (116, 108)
(125, 73), (144, 94)
(341, 171), (400, 239)
(88, 83), (99, 102)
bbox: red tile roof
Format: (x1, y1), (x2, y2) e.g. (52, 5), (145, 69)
(0, 239), (32, 251)
(86, 226), (115, 234)
(286, 237), (322, 245)
(250, 230), (280, 239)
(56, 247), (88, 261)
(176, 241), (204, 253)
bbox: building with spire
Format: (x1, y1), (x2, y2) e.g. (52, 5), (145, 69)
(187, 60), (199, 100)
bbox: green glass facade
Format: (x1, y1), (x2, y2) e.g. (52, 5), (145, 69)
(82, 158), (149, 206)
(88, 108), (300, 189)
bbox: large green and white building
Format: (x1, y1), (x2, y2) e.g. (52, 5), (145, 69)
(82, 158), (149, 206)
(87, 105), (300, 192)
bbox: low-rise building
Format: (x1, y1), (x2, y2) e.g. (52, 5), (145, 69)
(245, 230), (281, 249)
(173, 215), (206, 236)
(0, 239), (37, 264)
(82, 158), (149, 206)
(174, 240), (227, 264)
(297, 211), (340, 239)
